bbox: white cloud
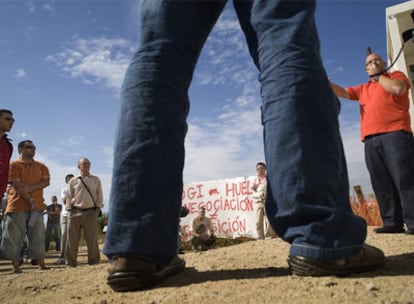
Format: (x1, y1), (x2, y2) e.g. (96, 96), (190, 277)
(37, 154), (76, 200)
(17, 132), (27, 139)
(184, 115), (263, 183)
(59, 136), (84, 147)
(195, 9), (257, 88)
(46, 37), (134, 91)
(26, 1), (55, 15)
(42, 3), (55, 15)
(14, 68), (26, 79)
(184, 10), (264, 183)
(27, 1), (36, 13)
(184, 101), (372, 194)
(102, 145), (114, 168)
(336, 66), (345, 73)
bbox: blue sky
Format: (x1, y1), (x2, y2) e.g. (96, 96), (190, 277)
(1, 0), (408, 211)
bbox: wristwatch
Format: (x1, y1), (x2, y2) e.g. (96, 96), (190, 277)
(373, 75), (380, 82)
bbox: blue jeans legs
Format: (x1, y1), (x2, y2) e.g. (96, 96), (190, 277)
(1, 212), (46, 260)
(104, 0), (367, 264)
(45, 221), (61, 251)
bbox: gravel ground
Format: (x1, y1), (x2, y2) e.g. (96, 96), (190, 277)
(1, 226), (414, 304)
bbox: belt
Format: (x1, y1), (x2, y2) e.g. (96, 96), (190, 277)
(364, 132), (386, 140)
(364, 130), (412, 141)
(71, 206), (96, 211)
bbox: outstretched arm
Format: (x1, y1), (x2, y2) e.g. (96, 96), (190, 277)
(330, 82), (350, 99)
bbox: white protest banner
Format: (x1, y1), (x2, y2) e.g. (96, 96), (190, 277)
(180, 176), (260, 240)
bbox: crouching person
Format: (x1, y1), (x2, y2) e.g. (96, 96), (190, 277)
(189, 207), (216, 251)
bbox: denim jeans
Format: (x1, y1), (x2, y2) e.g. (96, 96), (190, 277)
(1, 211), (46, 260)
(45, 221), (61, 251)
(365, 131), (414, 230)
(104, 0), (367, 264)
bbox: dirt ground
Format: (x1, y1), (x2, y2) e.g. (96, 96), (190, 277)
(0, 226), (414, 304)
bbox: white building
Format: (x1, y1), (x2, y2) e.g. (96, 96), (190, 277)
(386, 0), (414, 129)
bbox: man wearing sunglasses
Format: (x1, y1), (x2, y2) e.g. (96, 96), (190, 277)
(0, 109), (14, 200)
(1, 140), (50, 273)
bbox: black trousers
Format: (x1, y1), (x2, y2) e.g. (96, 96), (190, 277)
(365, 131), (414, 229)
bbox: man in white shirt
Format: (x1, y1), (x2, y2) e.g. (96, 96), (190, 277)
(251, 162), (270, 240)
(55, 174), (74, 265)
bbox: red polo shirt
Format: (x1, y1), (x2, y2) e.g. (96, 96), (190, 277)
(346, 71), (411, 141)
(0, 135), (13, 195)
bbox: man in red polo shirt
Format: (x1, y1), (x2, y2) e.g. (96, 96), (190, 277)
(0, 109), (14, 198)
(331, 52), (414, 235)
(0, 109), (14, 246)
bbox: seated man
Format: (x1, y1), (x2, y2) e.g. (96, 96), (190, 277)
(189, 207), (216, 251)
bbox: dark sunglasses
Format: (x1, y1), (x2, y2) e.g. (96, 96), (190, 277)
(23, 145), (36, 149)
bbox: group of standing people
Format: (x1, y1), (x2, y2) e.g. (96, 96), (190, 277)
(0, 109), (104, 272)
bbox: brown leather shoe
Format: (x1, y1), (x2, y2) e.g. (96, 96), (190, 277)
(288, 243), (384, 276)
(107, 255), (185, 292)
(374, 226), (405, 234)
